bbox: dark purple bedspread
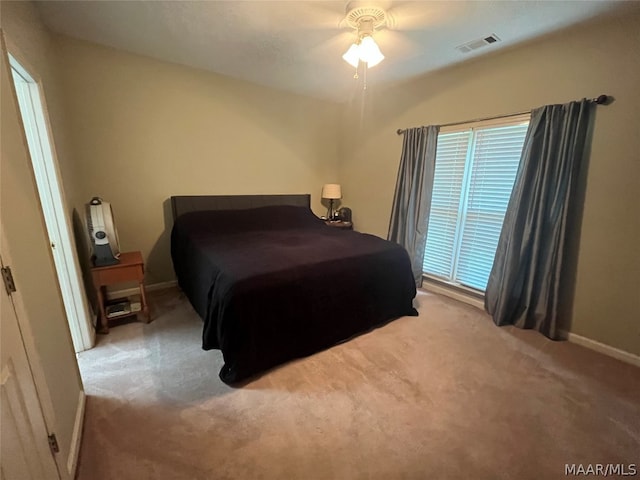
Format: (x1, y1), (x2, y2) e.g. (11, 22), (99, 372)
(171, 205), (417, 384)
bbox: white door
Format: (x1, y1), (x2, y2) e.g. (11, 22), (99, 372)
(8, 54), (95, 353)
(0, 250), (60, 480)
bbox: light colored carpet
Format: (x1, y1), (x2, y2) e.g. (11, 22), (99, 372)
(76, 288), (639, 480)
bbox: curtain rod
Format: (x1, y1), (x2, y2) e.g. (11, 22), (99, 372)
(396, 94), (610, 135)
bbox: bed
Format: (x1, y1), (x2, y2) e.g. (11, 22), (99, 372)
(170, 194), (418, 384)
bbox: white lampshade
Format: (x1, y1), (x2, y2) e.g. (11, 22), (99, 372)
(358, 36), (384, 67)
(322, 184), (342, 200)
(341, 36), (384, 69)
(342, 43), (360, 68)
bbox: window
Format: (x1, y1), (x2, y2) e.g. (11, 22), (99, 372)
(422, 115), (530, 292)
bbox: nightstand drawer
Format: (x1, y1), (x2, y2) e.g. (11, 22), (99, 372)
(92, 263), (143, 286)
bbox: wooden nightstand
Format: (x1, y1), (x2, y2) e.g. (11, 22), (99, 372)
(91, 251), (150, 333)
(325, 220), (353, 230)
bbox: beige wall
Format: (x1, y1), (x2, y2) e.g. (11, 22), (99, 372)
(15, 3), (637, 363)
(53, 36), (342, 284)
(0, 1), (83, 472)
(339, 12), (640, 355)
(1, 1), (78, 208)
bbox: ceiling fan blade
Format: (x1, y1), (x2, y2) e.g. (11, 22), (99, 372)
(375, 29), (422, 60)
(385, 1), (468, 31)
(309, 31), (355, 58)
(284, 1), (346, 32)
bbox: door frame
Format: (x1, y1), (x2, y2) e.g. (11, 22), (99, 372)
(7, 49), (95, 353)
(1, 35), (84, 479)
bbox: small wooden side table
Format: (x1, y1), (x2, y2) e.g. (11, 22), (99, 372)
(325, 220), (353, 230)
(91, 251), (150, 333)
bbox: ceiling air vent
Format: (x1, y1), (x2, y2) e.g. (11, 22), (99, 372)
(456, 34), (501, 54)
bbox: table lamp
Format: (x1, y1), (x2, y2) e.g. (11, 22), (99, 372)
(322, 184), (342, 220)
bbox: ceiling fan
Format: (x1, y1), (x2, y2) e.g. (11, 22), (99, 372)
(303, 1), (442, 75)
(341, 5), (387, 70)
(296, 0), (473, 93)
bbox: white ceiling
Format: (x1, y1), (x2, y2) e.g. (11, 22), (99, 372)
(36, 0), (635, 102)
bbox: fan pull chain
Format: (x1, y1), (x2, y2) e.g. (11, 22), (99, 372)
(353, 63), (359, 79)
(363, 62), (368, 90)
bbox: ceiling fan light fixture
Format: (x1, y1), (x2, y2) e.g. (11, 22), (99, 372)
(342, 5), (387, 70)
(342, 36), (384, 68)
(358, 35), (384, 67)
(342, 43), (361, 68)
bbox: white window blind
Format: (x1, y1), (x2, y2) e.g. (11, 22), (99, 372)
(422, 131), (469, 279)
(422, 116), (530, 292)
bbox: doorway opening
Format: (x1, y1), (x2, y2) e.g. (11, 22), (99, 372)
(9, 54), (95, 353)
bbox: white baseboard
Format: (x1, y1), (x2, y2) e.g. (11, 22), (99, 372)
(421, 286), (639, 369)
(107, 280), (178, 300)
(67, 390), (85, 477)
(562, 331), (640, 368)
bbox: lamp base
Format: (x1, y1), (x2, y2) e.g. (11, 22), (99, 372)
(326, 199), (333, 220)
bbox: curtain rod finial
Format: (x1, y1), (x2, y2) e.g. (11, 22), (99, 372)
(594, 94), (610, 105)
(397, 129), (404, 135)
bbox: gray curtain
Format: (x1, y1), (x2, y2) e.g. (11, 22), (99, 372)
(388, 126), (439, 286)
(485, 100), (595, 338)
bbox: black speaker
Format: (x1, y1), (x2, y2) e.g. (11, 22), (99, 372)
(337, 207), (352, 222)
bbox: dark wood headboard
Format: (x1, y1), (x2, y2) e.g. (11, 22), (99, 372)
(170, 194), (311, 221)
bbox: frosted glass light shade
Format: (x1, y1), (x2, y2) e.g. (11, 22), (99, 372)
(342, 43), (360, 68)
(359, 36), (384, 67)
(322, 184), (342, 199)
(342, 35), (384, 68)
